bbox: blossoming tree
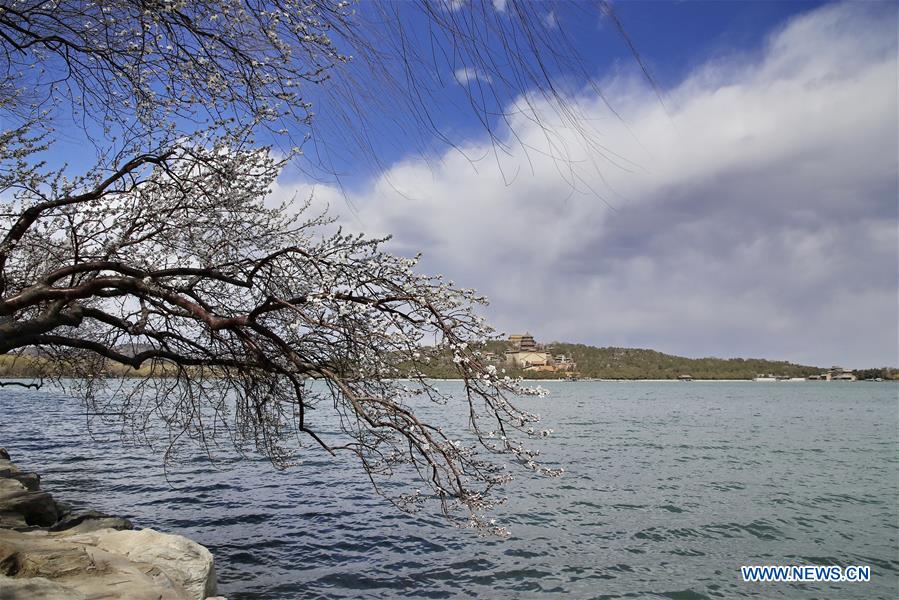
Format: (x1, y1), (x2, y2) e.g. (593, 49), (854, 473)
(0, 0), (615, 529)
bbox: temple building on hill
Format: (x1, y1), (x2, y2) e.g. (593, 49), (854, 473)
(825, 366), (857, 381)
(504, 334), (577, 373)
(507, 334), (539, 352)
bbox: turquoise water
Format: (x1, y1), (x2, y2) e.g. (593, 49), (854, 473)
(1, 381), (897, 598)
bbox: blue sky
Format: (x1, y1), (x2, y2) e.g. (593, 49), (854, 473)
(272, 1), (897, 368)
(23, 1), (899, 368)
(284, 0), (830, 187)
(590, 1), (826, 86)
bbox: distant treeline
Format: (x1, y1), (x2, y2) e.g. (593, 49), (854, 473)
(545, 343), (897, 380)
(406, 341), (898, 381)
(2, 344), (896, 382)
(0, 354), (173, 379)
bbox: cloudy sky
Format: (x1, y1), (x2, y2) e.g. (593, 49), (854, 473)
(277, 1), (897, 368)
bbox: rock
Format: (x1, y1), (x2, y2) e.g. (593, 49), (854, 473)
(0, 478), (26, 495)
(0, 459), (56, 529)
(0, 478), (30, 528)
(50, 510), (134, 534)
(53, 501), (73, 520)
(0, 527), (196, 599)
(0, 455), (40, 492)
(0, 459), (18, 478)
(0, 458), (56, 527)
(0, 453), (220, 599)
(0, 511), (27, 529)
(10, 471), (40, 491)
(0, 489), (58, 527)
(0, 531), (94, 580)
(68, 528), (218, 600)
(0, 574), (89, 599)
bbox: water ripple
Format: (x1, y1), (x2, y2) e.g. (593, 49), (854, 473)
(1, 381), (896, 599)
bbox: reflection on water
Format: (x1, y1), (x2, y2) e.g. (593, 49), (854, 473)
(1, 381), (897, 599)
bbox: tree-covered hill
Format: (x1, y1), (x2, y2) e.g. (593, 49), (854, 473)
(541, 343), (823, 380)
(409, 341), (895, 380)
(3, 342), (895, 381)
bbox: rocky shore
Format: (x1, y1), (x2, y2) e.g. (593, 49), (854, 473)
(0, 448), (224, 599)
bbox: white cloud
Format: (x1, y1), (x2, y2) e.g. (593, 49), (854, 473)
(544, 11), (558, 30)
(453, 67), (493, 86)
(274, 3), (898, 368)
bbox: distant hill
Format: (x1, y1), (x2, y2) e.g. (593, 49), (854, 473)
(535, 343), (823, 380)
(412, 341), (895, 380)
(2, 341), (895, 381)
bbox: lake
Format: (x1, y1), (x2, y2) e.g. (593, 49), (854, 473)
(1, 381), (897, 599)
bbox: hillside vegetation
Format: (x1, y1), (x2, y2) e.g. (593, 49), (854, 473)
(3, 343), (895, 382)
(409, 341), (895, 380)
(539, 343), (822, 380)
(0, 353), (176, 379)
(413, 342), (823, 380)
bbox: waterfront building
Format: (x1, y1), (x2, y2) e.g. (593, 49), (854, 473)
(505, 334), (577, 372)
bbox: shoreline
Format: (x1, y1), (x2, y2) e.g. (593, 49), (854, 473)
(3, 376), (892, 386)
(409, 377), (890, 383)
(0, 448), (224, 600)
